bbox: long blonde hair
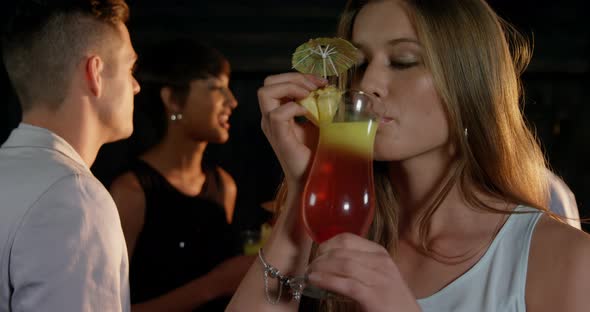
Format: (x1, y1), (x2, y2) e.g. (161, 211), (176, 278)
(276, 0), (549, 310)
(339, 0), (549, 244)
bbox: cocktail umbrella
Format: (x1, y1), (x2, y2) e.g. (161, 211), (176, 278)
(291, 37), (359, 78)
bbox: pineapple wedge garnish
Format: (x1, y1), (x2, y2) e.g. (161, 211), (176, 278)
(298, 85), (343, 125)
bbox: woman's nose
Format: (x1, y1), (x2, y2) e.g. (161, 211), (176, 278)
(225, 89), (238, 109)
(359, 61), (388, 100)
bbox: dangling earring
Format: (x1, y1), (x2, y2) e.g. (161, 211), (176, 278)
(170, 113), (183, 121)
(464, 128), (468, 138)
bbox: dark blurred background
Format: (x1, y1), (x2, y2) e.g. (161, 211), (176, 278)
(1, 0), (588, 232)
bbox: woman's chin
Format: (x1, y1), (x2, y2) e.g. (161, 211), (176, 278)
(212, 131), (230, 144)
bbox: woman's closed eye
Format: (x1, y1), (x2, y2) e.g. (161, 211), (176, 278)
(355, 55), (420, 73)
(390, 59), (419, 70)
(208, 84), (226, 91)
(208, 84), (234, 99)
(389, 55), (421, 70)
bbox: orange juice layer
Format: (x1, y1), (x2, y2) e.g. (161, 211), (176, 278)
(318, 120), (378, 156)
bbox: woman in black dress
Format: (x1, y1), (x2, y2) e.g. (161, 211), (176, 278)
(110, 38), (252, 311)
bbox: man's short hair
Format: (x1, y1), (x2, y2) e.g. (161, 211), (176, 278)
(1, 0), (130, 111)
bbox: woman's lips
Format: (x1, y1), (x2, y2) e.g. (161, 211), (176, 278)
(379, 117), (395, 124)
(220, 114), (230, 129)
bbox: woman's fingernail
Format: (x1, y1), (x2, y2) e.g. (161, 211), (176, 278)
(312, 76), (328, 84)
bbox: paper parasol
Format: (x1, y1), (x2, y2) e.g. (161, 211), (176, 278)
(291, 37), (359, 78)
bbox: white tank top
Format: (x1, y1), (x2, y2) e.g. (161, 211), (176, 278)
(417, 206), (542, 312)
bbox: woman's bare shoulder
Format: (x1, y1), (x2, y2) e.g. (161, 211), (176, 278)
(215, 166), (236, 187)
(213, 166), (237, 223)
(111, 171), (142, 190)
(109, 171), (146, 209)
(526, 214), (590, 311)
(531, 214), (589, 254)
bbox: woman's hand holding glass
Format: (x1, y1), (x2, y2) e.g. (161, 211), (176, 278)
(307, 233), (421, 312)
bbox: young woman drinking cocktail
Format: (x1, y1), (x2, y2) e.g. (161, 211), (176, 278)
(228, 0), (590, 311)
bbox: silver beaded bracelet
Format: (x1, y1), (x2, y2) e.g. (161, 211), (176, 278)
(258, 248), (306, 304)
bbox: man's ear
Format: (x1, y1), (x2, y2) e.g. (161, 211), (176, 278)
(160, 87), (181, 114)
(85, 55), (104, 97)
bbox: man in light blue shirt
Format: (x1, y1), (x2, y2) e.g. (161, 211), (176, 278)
(0, 1), (140, 310)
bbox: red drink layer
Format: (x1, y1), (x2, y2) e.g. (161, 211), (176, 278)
(302, 121), (376, 243)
